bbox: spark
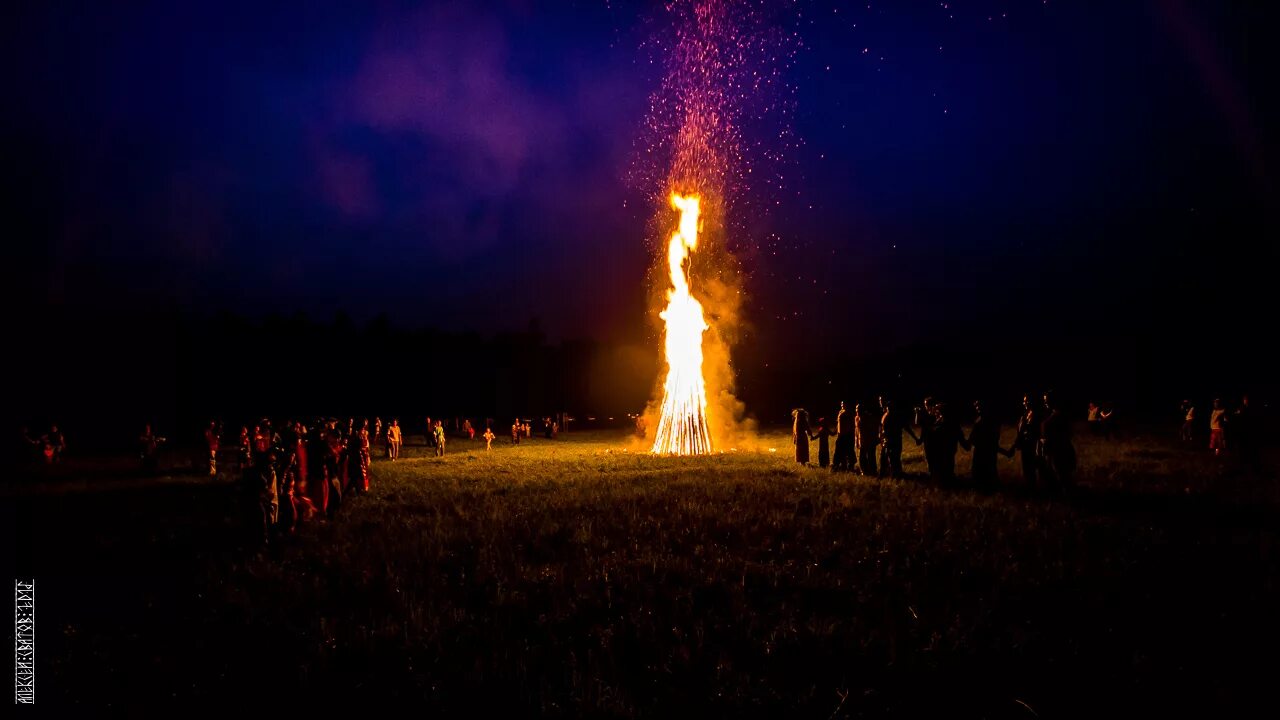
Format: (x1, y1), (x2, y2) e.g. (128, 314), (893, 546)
(634, 1), (800, 454)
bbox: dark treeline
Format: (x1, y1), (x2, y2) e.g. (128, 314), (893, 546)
(745, 328), (1271, 436)
(12, 303), (1274, 455)
(12, 308), (658, 453)
(175, 311), (613, 428)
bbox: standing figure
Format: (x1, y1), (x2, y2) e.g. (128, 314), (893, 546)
(291, 422), (316, 522)
(1087, 402), (1103, 436)
(832, 402), (855, 473)
(348, 419), (371, 495)
(252, 423), (272, 468)
(248, 448), (279, 546)
(325, 420), (346, 517)
(387, 418), (402, 460)
(967, 401), (1002, 489)
(464, 418), (475, 440)
(914, 398), (938, 477)
(433, 420), (446, 457)
(277, 440), (299, 535)
(1008, 395), (1042, 489)
(204, 421), (220, 476)
(1180, 400), (1197, 442)
(261, 419), (279, 456)
(237, 426), (252, 469)
(809, 417), (832, 469)
(483, 427), (496, 451)
(512, 419), (521, 445)
(792, 409), (811, 465)
(47, 424), (66, 463)
(140, 424), (161, 474)
(373, 417), (383, 446)
(878, 398), (910, 479)
(855, 403), (879, 477)
(1209, 398), (1228, 456)
(39, 429), (55, 464)
(923, 403), (968, 485)
(307, 420), (329, 516)
(1039, 392), (1077, 492)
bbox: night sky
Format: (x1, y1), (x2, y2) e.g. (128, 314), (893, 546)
(9, 1), (1277, 385)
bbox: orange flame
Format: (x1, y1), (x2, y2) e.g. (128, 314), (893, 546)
(652, 193), (713, 455)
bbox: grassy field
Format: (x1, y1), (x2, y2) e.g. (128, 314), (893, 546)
(6, 427), (1278, 716)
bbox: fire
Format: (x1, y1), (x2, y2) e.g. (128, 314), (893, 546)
(652, 193), (713, 455)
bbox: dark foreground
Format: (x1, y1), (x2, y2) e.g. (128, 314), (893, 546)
(5, 429), (1278, 717)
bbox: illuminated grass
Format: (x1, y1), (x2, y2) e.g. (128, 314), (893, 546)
(10, 429), (1278, 715)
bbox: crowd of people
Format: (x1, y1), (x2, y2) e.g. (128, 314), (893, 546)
(1180, 395), (1258, 464)
(217, 417), (376, 545)
(14, 396), (1264, 534)
(15, 415), (578, 471)
(18, 424), (67, 465)
(507, 417), (563, 444)
(794, 392), (1088, 494)
(791, 391), (1264, 491)
(193, 415), (568, 545)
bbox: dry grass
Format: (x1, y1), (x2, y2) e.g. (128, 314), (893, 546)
(6, 428), (1277, 715)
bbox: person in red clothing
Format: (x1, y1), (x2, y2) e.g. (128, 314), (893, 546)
(252, 422), (272, 467)
(47, 424), (66, 463)
(237, 426), (251, 469)
(325, 419), (346, 517)
(40, 431), (55, 464)
(292, 421), (308, 495)
(1209, 398), (1228, 456)
(347, 418), (371, 495)
(307, 419), (329, 516)
(290, 421), (316, 523)
(204, 421), (220, 476)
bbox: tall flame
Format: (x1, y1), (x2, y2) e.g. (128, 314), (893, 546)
(652, 193), (713, 455)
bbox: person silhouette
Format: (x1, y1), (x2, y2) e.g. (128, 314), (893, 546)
(809, 417), (833, 468)
(792, 408), (811, 465)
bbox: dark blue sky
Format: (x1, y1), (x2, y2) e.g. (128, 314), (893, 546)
(9, 0), (1276, 354)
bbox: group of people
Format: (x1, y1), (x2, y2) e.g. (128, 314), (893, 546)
(19, 424), (67, 465)
(126, 414), (549, 485)
(223, 414), (572, 542)
(1182, 395), (1258, 463)
(218, 417), (377, 545)
(792, 391), (1080, 493)
(507, 417), (562, 444)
